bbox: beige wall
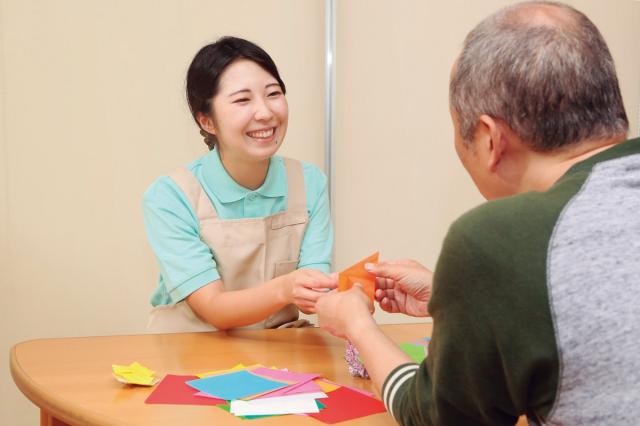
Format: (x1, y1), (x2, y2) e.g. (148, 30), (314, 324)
(0, 1), (325, 424)
(1, 1), (639, 425)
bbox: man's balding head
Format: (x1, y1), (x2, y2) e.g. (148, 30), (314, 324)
(450, 1), (628, 151)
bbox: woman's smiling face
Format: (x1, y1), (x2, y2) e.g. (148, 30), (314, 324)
(205, 58), (289, 164)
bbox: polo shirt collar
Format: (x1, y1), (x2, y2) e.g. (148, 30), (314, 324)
(201, 149), (287, 203)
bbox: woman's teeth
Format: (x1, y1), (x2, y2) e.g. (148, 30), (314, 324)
(247, 128), (274, 138)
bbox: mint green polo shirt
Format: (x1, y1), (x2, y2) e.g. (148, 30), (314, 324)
(143, 149), (333, 306)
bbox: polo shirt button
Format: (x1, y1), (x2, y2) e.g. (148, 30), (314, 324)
(247, 193), (256, 201)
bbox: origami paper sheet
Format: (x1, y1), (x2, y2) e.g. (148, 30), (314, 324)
(112, 361), (158, 386)
(186, 370), (289, 400)
(195, 381), (322, 400)
(250, 368), (320, 399)
(399, 342), (427, 363)
(313, 379), (341, 393)
(195, 367), (323, 400)
(145, 374), (225, 406)
(411, 337), (431, 346)
(230, 393), (326, 416)
(197, 363), (264, 378)
(306, 386), (386, 424)
(319, 379), (375, 397)
(250, 367), (318, 384)
(217, 403), (276, 420)
(261, 379), (322, 398)
(338, 252), (379, 300)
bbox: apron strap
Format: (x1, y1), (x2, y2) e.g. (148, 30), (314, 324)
(282, 158), (307, 213)
(168, 167), (218, 221)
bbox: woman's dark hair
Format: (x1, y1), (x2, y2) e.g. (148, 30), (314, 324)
(186, 36), (287, 150)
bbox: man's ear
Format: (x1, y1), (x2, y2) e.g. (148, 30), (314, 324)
(477, 114), (506, 172)
(196, 112), (216, 135)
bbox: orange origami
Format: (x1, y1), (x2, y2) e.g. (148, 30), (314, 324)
(338, 252), (379, 301)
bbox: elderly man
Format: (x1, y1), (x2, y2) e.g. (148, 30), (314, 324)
(316, 1), (640, 425)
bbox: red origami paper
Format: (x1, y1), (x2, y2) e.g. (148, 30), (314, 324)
(338, 252), (379, 301)
(144, 374), (226, 406)
(306, 385), (387, 423)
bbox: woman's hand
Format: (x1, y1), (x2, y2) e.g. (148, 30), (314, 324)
(284, 269), (337, 313)
(368, 259), (433, 317)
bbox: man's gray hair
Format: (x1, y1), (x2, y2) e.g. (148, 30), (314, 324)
(450, 1), (628, 151)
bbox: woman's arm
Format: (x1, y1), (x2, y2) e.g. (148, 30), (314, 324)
(187, 268), (336, 330)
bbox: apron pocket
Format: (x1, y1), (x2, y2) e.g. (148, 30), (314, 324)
(274, 259), (299, 278)
(271, 212), (307, 230)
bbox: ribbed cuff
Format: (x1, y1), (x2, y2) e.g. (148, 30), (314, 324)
(381, 362), (419, 421)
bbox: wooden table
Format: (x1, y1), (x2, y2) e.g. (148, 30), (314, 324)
(11, 323), (528, 426)
(11, 323), (431, 426)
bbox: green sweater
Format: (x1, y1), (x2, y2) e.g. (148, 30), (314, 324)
(382, 137), (640, 425)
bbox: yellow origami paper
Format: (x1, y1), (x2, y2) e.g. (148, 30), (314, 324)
(197, 363), (248, 378)
(112, 361), (158, 386)
(314, 378), (341, 393)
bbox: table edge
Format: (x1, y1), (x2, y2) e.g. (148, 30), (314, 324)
(10, 343), (122, 426)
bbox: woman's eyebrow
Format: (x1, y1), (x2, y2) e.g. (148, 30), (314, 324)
(228, 83), (280, 97)
(228, 88), (250, 97)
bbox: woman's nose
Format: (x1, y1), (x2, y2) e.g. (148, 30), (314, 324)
(254, 98), (274, 121)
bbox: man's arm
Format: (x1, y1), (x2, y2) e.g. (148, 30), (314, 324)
(315, 285), (413, 388)
(318, 216), (556, 425)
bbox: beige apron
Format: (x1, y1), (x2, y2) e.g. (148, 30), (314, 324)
(148, 158), (310, 333)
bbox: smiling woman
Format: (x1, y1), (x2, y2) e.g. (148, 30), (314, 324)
(142, 37), (336, 333)
(198, 59), (290, 188)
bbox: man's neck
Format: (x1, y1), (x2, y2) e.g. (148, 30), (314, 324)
(519, 135), (627, 193)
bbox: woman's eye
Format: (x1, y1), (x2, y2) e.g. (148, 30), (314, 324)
(232, 98), (250, 104)
(268, 91), (282, 97)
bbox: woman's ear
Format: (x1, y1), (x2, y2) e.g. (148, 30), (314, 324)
(196, 112), (216, 135)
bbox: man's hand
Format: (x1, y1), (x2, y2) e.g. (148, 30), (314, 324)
(316, 285), (375, 339)
(368, 259), (433, 317)
(285, 269), (337, 313)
